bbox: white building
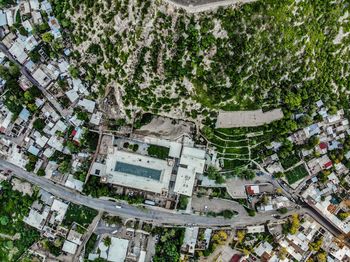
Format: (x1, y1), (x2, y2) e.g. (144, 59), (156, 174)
(174, 146), (206, 196)
(104, 149), (172, 195)
(108, 237), (129, 262)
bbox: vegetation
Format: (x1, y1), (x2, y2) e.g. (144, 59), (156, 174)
(277, 207), (288, 214)
(284, 214), (300, 235)
(83, 176), (145, 204)
(207, 209), (237, 219)
(84, 233), (98, 259)
(177, 195), (189, 210)
(147, 145), (169, 160)
(285, 165), (309, 184)
(0, 181), (40, 261)
(152, 227), (184, 262)
(206, 166), (225, 184)
(0, 63), (42, 118)
(62, 203), (98, 228)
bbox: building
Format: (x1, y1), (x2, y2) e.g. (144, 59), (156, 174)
(182, 227), (199, 255)
(104, 149), (173, 195)
(108, 237), (129, 262)
(78, 98), (95, 113)
(173, 146), (205, 196)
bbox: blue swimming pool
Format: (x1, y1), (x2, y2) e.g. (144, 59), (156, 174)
(114, 161), (161, 180)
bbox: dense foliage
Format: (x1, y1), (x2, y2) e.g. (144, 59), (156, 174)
(0, 181), (40, 261)
(152, 227), (184, 262)
(50, 0), (350, 121)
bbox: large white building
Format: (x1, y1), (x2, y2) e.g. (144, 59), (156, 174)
(174, 146), (206, 196)
(104, 148), (173, 195)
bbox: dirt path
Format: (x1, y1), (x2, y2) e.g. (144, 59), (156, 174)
(164, 0), (259, 13)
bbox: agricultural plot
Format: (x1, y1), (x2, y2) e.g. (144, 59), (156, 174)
(285, 164), (309, 185)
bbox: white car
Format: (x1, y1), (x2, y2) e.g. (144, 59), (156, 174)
(115, 205), (122, 209)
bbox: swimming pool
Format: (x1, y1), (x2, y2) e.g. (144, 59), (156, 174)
(114, 161), (162, 180)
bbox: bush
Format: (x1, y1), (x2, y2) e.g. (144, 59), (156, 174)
(177, 195), (189, 210)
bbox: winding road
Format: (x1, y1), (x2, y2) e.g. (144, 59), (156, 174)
(0, 159), (278, 227)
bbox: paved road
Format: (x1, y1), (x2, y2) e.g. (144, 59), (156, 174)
(0, 159), (280, 227)
(0, 157), (345, 240)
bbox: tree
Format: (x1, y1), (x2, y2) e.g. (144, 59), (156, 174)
(58, 160), (71, 174)
(212, 230), (227, 245)
(33, 118), (46, 131)
(103, 236), (111, 247)
(42, 32), (54, 43)
(338, 212), (349, 221)
(278, 247), (287, 259)
(278, 207), (288, 214)
(77, 111), (89, 121)
(69, 66), (80, 78)
(309, 237), (323, 252)
(274, 172), (285, 178)
(37, 169), (46, 177)
(317, 251), (327, 262)
(236, 230), (245, 243)
(288, 214), (300, 234)
(202, 126), (214, 139)
(177, 195), (188, 210)
(0, 216), (9, 225)
(308, 136), (320, 148)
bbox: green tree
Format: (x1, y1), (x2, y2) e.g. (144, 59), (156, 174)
(69, 66), (80, 78)
(42, 32), (54, 43)
(103, 236), (111, 247)
(37, 169), (46, 177)
(33, 118), (46, 131)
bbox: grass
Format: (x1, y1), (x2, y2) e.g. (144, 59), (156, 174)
(285, 164), (309, 184)
(63, 203), (98, 228)
(280, 154), (300, 169)
(147, 144), (169, 160)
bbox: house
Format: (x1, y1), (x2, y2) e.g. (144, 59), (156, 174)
(78, 99), (95, 113)
(19, 107), (31, 122)
(246, 185), (260, 196)
(65, 175), (83, 192)
(65, 89), (79, 103)
(72, 127), (84, 144)
(22, 20), (33, 33)
(48, 16), (61, 38)
(29, 0), (40, 10)
(62, 240), (78, 255)
(255, 241), (274, 261)
(0, 11), (8, 27)
(50, 199), (68, 223)
(41, 0), (53, 13)
(32, 67), (51, 87)
(182, 227), (199, 255)
(5, 10), (13, 26)
(90, 111), (103, 125)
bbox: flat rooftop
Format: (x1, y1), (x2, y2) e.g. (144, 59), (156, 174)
(105, 149), (172, 194)
(216, 109), (284, 128)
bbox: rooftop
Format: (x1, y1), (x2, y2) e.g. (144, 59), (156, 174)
(105, 149), (172, 194)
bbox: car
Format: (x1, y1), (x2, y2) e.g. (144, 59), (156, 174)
(115, 205), (122, 209)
